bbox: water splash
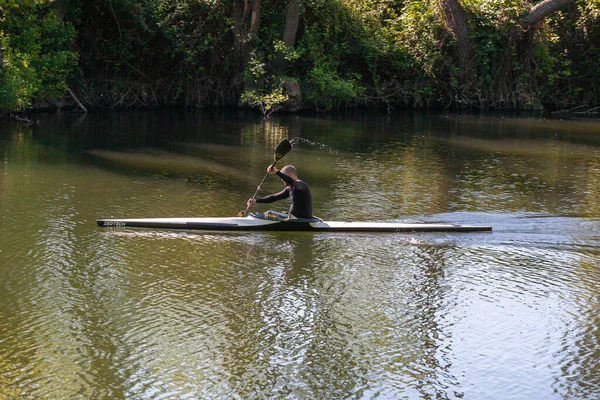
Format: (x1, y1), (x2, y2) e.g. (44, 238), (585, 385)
(290, 137), (338, 154)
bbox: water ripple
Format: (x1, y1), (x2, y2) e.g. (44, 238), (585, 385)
(2, 114), (600, 399)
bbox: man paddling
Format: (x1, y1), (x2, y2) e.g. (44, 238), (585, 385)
(247, 165), (313, 219)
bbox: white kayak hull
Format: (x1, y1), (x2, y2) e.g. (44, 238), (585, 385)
(97, 215), (492, 233)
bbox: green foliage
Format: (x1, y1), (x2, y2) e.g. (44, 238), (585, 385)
(241, 49), (289, 117)
(393, 1), (447, 106)
(297, 0), (376, 108)
(0, 4), (78, 112)
(469, 14), (507, 90)
(0, 33), (40, 110)
(72, 0), (234, 106)
(240, 88), (289, 118)
(304, 59), (364, 110)
(463, 0), (528, 28)
(2, 0), (600, 112)
(538, 0), (600, 108)
(0, 0), (52, 8)
(273, 40), (301, 63)
(156, 0), (230, 76)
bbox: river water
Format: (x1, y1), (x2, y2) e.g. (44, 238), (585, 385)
(0, 110), (599, 399)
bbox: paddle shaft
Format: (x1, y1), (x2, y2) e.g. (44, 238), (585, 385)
(238, 138), (292, 217)
(241, 160), (278, 216)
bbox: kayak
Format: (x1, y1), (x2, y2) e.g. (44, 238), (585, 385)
(96, 214), (492, 233)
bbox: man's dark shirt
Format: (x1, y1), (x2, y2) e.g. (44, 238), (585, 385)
(256, 171), (313, 218)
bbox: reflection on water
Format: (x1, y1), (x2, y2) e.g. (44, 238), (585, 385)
(0, 111), (599, 399)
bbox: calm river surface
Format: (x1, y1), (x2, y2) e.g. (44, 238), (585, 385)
(1, 110), (599, 399)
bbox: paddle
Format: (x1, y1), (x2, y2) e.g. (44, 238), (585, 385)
(238, 138), (293, 217)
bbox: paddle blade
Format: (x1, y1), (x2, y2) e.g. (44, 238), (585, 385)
(274, 138), (292, 161)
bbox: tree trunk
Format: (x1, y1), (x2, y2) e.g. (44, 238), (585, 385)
(232, 0), (248, 71)
(53, 0), (66, 22)
(283, 0), (301, 48)
(250, 0), (261, 38)
(274, 0), (302, 73)
(440, 0), (472, 78)
(232, 0), (262, 94)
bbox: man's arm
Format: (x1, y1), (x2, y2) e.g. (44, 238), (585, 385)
(276, 171), (307, 190)
(256, 188), (289, 203)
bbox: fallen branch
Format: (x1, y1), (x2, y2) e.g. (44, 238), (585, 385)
(12, 114), (36, 124)
(112, 87), (132, 109)
(67, 86), (88, 113)
(568, 104), (588, 112)
(551, 104), (588, 114)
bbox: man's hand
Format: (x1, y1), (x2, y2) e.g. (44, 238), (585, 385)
(247, 198), (257, 207)
(266, 165), (278, 175)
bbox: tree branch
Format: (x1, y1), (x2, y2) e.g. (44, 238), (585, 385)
(67, 86), (88, 113)
(522, 0), (576, 31)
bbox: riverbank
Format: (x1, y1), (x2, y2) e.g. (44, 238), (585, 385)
(1, 1), (598, 117)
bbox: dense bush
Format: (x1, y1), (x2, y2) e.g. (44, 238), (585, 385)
(0, 3), (78, 111)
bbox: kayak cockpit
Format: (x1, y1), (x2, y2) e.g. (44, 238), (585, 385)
(250, 210), (322, 223)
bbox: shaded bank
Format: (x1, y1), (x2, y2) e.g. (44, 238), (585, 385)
(1, 0), (599, 116)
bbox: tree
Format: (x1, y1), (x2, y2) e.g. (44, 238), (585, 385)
(283, 0), (302, 48)
(273, 0), (302, 72)
(440, 0), (577, 107)
(521, 0), (577, 31)
(508, 0), (576, 107)
(440, 0), (472, 79)
(240, 88), (288, 118)
(0, 3), (78, 113)
(232, 0), (263, 92)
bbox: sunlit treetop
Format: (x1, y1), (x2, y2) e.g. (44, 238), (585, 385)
(0, 0), (53, 10)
